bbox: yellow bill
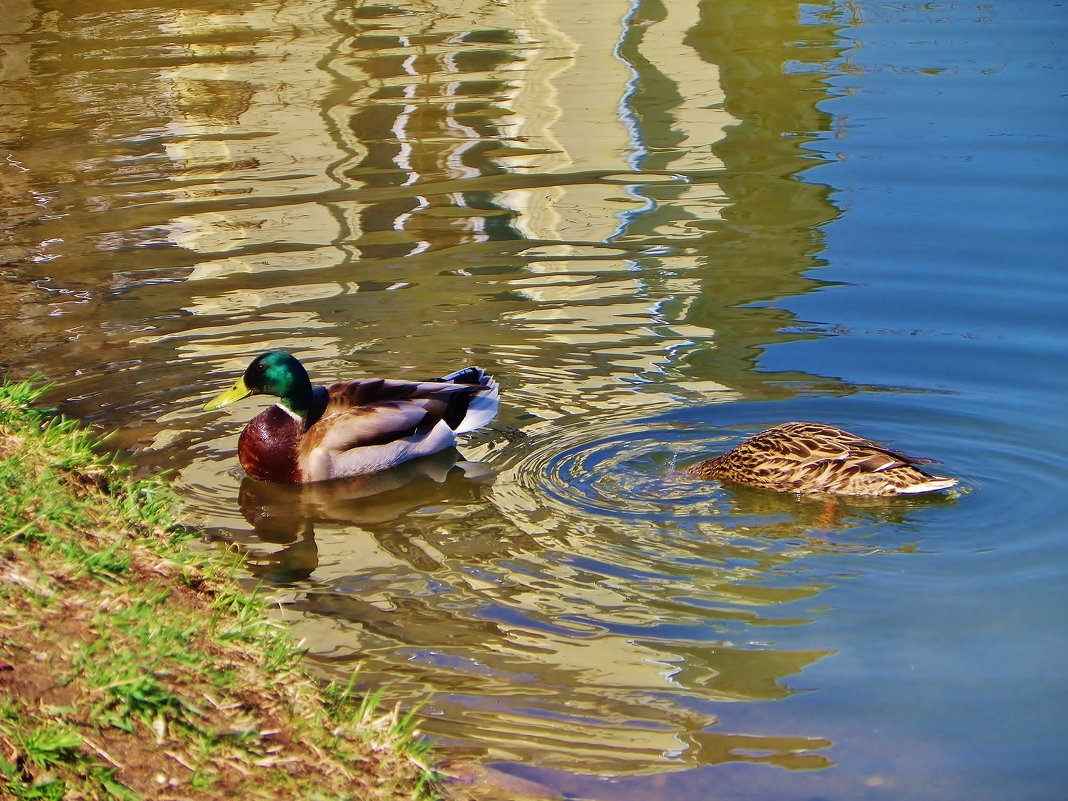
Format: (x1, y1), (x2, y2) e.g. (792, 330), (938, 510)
(204, 377), (252, 411)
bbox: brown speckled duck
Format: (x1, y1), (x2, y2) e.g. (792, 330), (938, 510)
(685, 421), (957, 496)
(204, 351), (499, 484)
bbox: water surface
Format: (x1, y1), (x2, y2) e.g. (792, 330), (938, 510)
(2, 0), (1067, 798)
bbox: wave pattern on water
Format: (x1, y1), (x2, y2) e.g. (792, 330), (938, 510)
(184, 400), (966, 774)
(5, 0), (1068, 798)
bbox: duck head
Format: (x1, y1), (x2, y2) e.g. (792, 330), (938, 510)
(204, 351), (313, 416)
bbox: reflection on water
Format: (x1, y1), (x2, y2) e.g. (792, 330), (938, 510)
(204, 407), (954, 779)
(228, 449), (481, 581)
(1, 0), (845, 425)
(3, 0), (1068, 798)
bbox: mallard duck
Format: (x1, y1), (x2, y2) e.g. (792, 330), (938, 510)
(204, 351), (499, 484)
(685, 421), (957, 496)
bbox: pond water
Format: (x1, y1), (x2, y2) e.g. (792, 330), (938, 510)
(3, 0), (1067, 798)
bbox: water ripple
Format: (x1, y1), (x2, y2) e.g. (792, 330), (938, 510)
(516, 413), (712, 519)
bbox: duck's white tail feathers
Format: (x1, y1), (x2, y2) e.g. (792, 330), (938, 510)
(439, 367), (500, 435)
(897, 475), (959, 494)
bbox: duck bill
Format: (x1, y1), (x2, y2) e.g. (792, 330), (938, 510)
(204, 377), (252, 411)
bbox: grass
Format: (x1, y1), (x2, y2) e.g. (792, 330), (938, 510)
(0, 377), (443, 800)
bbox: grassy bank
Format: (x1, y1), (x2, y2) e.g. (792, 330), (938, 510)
(0, 378), (439, 800)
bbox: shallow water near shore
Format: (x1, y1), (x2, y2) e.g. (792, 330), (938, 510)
(3, 0), (1067, 798)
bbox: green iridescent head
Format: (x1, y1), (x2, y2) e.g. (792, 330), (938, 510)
(204, 351), (313, 415)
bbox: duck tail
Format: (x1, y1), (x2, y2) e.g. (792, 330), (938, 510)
(437, 367), (500, 434)
(896, 475), (959, 494)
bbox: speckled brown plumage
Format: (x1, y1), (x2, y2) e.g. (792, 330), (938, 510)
(685, 421), (957, 496)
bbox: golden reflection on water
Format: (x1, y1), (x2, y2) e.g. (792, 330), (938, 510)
(228, 461), (847, 773)
(1, 0), (878, 785)
(211, 421), (935, 775)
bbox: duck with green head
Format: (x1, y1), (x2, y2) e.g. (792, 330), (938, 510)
(204, 351), (499, 484)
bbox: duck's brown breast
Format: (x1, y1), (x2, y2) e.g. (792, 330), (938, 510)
(238, 406), (303, 483)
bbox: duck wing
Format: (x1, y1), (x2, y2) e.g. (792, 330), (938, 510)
(306, 400), (441, 453)
(778, 423), (938, 473)
(307, 378), (488, 454)
(323, 377), (483, 411)
(759, 423), (896, 471)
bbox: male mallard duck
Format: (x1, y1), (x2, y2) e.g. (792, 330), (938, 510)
(685, 421), (957, 496)
(204, 351), (499, 484)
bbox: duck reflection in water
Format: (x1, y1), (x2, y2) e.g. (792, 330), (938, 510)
(231, 449), (493, 582)
(712, 477), (959, 548)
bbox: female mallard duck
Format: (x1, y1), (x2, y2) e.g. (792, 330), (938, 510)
(685, 421), (957, 496)
(204, 351), (499, 484)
